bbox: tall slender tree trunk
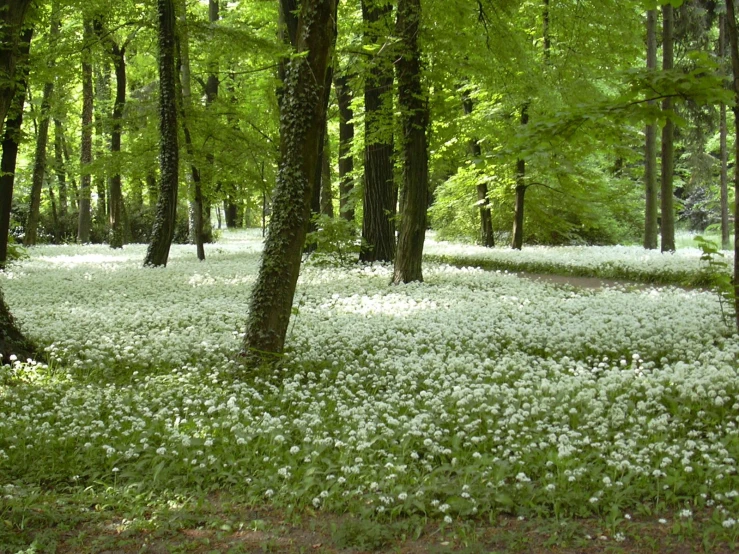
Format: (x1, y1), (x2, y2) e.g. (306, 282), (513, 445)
(320, 128), (334, 217)
(725, 0), (739, 330)
(462, 87), (494, 247)
(202, 0), (219, 244)
(23, 80), (53, 246)
(61, 131), (78, 212)
(144, 0), (179, 267)
(242, 0), (338, 362)
(644, 9), (659, 250)
(53, 120), (68, 217)
(360, 0), (396, 263)
(77, 18), (94, 243)
(0, 28), (32, 267)
(720, 13), (731, 251)
(511, 105), (529, 250)
(94, 61), (110, 222)
(334, 73), (355, 221)
(176, 0), (205, 260)
(392, 0), (428, 284)
(24, 4), (60, 246)
(660, 4), (676, 253)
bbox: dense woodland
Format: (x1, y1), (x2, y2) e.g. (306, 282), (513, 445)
(5, 1), (739, 550)
(3, 0), (739, 359)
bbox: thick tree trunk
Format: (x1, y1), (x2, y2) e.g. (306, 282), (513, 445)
(77, 18), (94, 243)
(144, 0), (179, 267)
(360, 0), (395, 263)
(334, 73), (355, 221)
(462, 88), (494, 247)
(725, 0), (739, 331)
(242, 0), (338, 362)
(320, 128), (334, 217)
(511, 105), (529, 250)
(720, 13), (731, 251)
(644, 9), (658, 250)
(0, 0), (35, 361)
(660, 4), (676, 253)
(392, 0), (428, 284)
(0, 0), (33, 131)
(0, 28), (32, 267)
(53, 120), (68, 217)
(176, 0), (205, 260)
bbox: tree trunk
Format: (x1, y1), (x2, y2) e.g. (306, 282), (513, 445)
(511, 105), (529, 250)
(77, 18), (94, 243)
(54, 120), (68, 217)
(660, 4), (676, 253)
(0, 27), (32, 268)
(644, 9), (659, 250)
(176, 0), (205, 260)
(0, 0), (35, 361)
(320, 128), (334, 217)
(720, 13), (731, 251)
(392, 0), (428, 285)
(24, 80), (53, 246)
(94, 60), (110, 223)
(334, 73), (355, 221)
(202, 0), (219, 244)
(0, 0), (33, 130)
(725, 0), (739, 331)
(462, 87), (494, 247)
(144, 0), (179, 267)
(242, 0), (338, 362)
(360, 0), (396, 263)
(61, 130), (78, 211)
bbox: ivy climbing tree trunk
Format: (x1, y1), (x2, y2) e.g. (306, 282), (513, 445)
(320, 128), (334, 217)
(242, 0), (338, 363)
(392, 0), (428, 285)
(462, 87), (494, 247)
(360, 0), (396, 263)
(511, 104), (528, 250)
(725, 0), (739, 330)
(334, 73), (355, 221)
(0, 27), (32, 268)
(144, 0), (179, 267)
(644, 8), (658, 250)
(720, 12), (731, 251)
(660, 4), (676, 253)
(77, 18), (94, 243)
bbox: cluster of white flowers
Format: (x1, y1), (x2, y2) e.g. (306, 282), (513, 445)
(1, 230), (738, 525)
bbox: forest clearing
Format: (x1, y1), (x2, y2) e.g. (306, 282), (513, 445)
(2, 231), (739, 552)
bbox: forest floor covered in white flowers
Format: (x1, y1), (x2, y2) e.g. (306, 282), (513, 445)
(1, 230), (738, 553)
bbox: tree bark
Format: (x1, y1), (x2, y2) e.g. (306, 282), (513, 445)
(0, 0), (33, 131)
(720, 13), (731, 251)
(202, 0), (219, 244)
(77, 18), (94, 243)
(61, 130), (78, 211)
(176, 0), (205, 260)
(53, 120), (68, 217)
(144, 0), (179, 267)
(94, 60), (110, 222)
(334, 73), (355, 221)
(0, 27), (32, 267)
(0, 0), (35, 361)
(511, 105), (529, 250)
(392, 0), (428, 285)
(462, 87), (494, 247)
(24, 4), (60, 247)
(242, 0), (338, 362)
(23, 79), (53, 246)
(660, 4), (676, 253)
(644, 9), (659, 250)
(360, 0), (396, 263)
(725, 0), (739, 330)
(320, 128), (334, 217)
